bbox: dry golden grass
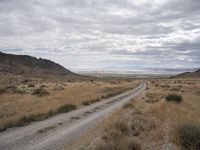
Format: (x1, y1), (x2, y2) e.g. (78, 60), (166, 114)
(0, 79), (139, 131)
(87, 78), (200, 150)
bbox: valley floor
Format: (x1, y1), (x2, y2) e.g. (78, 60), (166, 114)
(0, 76), (139, 131)
(66, 78), (200, 150)
(1, 76), (200, 150)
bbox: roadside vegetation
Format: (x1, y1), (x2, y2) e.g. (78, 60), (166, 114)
(0, 79), (139, 131)
(82, 98), (101, 105)
(165, 94), (183, 103)
(94, 111), (156, 150)
(0, 103), (77, 131)
(32, 87), (49, 97)
(178, 124), (200, 149)
(81, 87), (133, 106)
(85, 78), (200, 150)
(100, 89), (129, 99)
(57, 104), (77, 113)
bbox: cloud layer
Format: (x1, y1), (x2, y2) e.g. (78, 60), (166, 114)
(0, 0), (200, 71)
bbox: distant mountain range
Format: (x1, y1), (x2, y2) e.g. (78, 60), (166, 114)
(0, 52), (75, 77)
(75, 67), (196, 75)
(145, 67), (197, 72)
(1, 51), (199, 78)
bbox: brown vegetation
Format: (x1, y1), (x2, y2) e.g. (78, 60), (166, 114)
(85, 78), (200, 150)
(0, 78), (139, 131)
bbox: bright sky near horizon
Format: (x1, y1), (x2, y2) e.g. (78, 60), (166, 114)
(0, 0), (200, 71)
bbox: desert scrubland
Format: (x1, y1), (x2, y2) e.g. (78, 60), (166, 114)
(0, 76), (139, 131)
(74, 78), (200, 150)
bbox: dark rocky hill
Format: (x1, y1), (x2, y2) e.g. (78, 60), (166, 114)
(0, 52), (74, 76)
(175, 68), (200, 78)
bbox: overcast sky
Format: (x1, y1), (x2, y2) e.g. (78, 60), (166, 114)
(0, 0), (200, 71)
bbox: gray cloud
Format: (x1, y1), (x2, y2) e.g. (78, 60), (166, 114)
(0, 0), (200, 70)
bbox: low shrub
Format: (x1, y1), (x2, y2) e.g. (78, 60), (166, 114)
(170, 88), (180, 91)
(0, 104), (77, 131)
(57, 104), (77, 113)
(0, 88), (7, 95)
(160, 84), (170, 88)
(47, 110), (56, 117)
(82, 98), (101, 105)
(18, 113), (49, 126)
(13, 89), (26, 94)
(18, 105), (76, 124)
(178, 124), (200, 150)
(128, 140), (141, 150)
(40, 85), (47, 88)
(32, 88), (49, 97)
(90, 98), (101, 103)
(195, 90), (200, 95)
(82, 101), (90, 105)
(165, 94), (183, 103)
(96, 122), (141, 150)
(115, 120), (130, 136)
(130, 116), (156, 136)
(123, 103), (133, 109)
(145, 99), (159, 104)
(53, 86), (65, 91)
(27, 84), (35, 87)
(22, 79), (30, 83)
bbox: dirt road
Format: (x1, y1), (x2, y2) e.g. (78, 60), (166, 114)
(0, 82), (146, 150)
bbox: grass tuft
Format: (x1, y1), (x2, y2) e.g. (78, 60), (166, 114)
(27, 84), (35, 87)
(115, 120), (130, 136)
(81, 98), (101, 105)
(18, 113), (48, 126)
(32, 88), (49, 97)
(178, 124), (200, 150)
(82, 101), (90, 105)
(165, 94), (183, 103)
(123, 103), (133, 109)
(57, 104), (77, 113)
(13, 89), (26, 94)
(0, 88), (7, 95)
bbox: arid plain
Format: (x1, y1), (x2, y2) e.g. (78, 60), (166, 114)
(64, 77), (200, 150)
(0, 75), (140, 132)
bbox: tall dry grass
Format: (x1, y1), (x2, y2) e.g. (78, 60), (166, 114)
(0, 80), (139, 131)
(86, 78), (200, 150)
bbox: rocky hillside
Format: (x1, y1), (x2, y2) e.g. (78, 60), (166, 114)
(175, 68), (200, 78)
(0, 52), (74, 76)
